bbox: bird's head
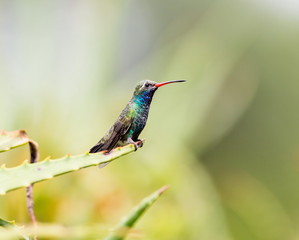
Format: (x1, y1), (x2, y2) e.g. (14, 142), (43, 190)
(133, 79), (186, 97)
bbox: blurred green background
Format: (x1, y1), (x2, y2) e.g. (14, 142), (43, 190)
(1, 0), (299, 239)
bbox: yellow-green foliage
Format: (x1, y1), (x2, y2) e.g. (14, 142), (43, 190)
(0, 130), (136, 194)
(1, 1), (299, 240)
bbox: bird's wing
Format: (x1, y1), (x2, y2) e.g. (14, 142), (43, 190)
(89, 106), (134, 153)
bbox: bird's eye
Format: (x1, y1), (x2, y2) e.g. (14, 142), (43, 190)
(145, 83), (150, 87)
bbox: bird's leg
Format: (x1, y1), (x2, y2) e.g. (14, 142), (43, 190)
(127, 138), (138, 151)
(136, 139), (144, 148)
(127, 138), (144, 151)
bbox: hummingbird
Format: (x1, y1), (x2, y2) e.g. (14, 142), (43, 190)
(89, 79), (186, 154)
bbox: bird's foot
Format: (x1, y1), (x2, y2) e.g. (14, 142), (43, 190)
(128, 138), (145, 151)
(136, 139), (145, 148)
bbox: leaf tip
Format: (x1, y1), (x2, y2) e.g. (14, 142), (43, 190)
(158, 185), (169, 195)
(19, 130), (27, 136)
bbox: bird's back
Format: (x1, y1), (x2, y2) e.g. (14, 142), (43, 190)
(89, 103), (135, 153)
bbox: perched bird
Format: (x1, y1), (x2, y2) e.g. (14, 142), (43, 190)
(89, 80), (186, 154)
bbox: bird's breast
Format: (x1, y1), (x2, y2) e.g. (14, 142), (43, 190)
(133, 109), (148, 130)
(126, 105), (149, 140)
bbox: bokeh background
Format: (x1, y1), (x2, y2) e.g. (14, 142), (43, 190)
(1, 0), (299, 239)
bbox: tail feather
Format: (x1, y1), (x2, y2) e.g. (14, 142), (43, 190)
(89, 143), (105, 153)
(89, 142), (114, 168)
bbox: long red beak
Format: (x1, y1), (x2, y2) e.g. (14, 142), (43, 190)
(155, 80), (186, 88)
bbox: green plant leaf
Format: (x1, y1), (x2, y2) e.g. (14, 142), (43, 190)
(0, 130), (39, 234)
(104, 185), (168, 240)
(0, 218), (14, 227)
(0, 130), (29, 153)
(0, 217), (30, 240)
(0, 144), (136, 195)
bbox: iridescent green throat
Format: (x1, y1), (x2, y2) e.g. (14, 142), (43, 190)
(132, 90), (155, 111)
